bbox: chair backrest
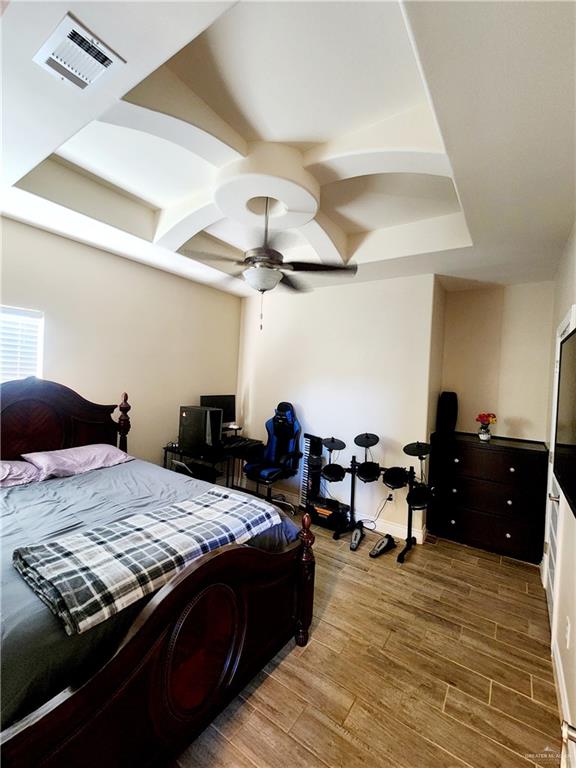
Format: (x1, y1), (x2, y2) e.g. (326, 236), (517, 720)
(263, 402), (301, 471)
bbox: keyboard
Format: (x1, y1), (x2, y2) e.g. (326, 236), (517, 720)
(224, 436), (260, 448)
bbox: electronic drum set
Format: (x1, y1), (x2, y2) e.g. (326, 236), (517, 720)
(316, 433), (433, 563)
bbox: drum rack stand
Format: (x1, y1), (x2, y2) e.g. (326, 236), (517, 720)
(396, 466), (418, 564)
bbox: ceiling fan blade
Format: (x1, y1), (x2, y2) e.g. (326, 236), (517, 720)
(284, 261), (358, 274)
(179, 249), (246, 266)
(280, 273), (308, 292)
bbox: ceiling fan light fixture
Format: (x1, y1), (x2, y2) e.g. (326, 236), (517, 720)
(243, 266), (283, 293)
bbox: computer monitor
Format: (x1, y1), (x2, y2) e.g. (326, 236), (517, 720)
(179, 406), (223, 456)
(200, 395), (235, 425)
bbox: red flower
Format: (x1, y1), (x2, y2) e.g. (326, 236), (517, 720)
(476, 412), (497, 425)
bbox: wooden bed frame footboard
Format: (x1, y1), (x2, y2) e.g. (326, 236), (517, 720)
(0, 377), (315, 767)
(1, 514), (315, 768)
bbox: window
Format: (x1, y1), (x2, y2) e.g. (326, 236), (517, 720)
(0, 306), (44, 383)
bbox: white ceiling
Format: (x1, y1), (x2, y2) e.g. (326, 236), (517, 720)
(57, 121), (214, 208)
(1, 1), (232, 186)
(2, 1), (574, 295)
(167, 2), (426, 148)
(404, 1), (575, 254)
(321, 174), (460, 234)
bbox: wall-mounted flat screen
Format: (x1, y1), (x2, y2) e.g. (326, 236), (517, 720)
(200, 395), (235, 424)
(554, 327), (576, 517)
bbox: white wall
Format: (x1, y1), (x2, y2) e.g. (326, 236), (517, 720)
(237, 274), (436, 535)
(442, 282), (554, 441)
(550, 219), (576, 727)
(1, 218), (241, 463)
(427, 276), (446, 436)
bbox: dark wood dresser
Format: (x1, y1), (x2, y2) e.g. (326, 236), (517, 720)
(427, 432), (548, 563)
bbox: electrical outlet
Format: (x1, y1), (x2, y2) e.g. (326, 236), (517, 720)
(566, 616), (571, 651)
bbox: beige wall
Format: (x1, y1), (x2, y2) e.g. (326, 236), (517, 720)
(237, 274), (436, 535)
(550, 219), (576, 724)
(1, 218), (241, 463)
(442, 282), (554, 441)
(554, 222), (576, 328)
(427, 277), (446, 436)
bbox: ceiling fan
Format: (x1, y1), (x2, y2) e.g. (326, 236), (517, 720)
(183, 197), (357, 293)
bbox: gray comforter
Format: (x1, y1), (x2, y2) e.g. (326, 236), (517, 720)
(1, 460), (299, 729)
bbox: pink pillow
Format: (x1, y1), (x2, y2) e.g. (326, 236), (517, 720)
(0, 460), (42, 488)
(22, 444), (133, 479)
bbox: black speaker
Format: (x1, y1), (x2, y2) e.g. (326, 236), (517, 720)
(436, 391), (458, 433)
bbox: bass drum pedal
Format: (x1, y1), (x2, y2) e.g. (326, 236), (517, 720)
(369, 534), (396, 558)
(349, 521), (365, 551)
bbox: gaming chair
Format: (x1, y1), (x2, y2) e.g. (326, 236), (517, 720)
(243, 402), (302, 500)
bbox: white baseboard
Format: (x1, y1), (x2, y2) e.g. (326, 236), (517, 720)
(370, 518), (427, 545)
(552, 638), (573, 727)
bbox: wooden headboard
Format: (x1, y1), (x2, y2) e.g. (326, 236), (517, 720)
(0, 377), (131, 460)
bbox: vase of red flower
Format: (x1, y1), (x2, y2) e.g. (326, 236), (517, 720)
(476, 412), (496, 441)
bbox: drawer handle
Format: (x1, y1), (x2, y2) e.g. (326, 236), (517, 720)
(505, 532), (511, 539)
(454, 458), (460, 464)
(450, 519), (456, 525)
(509, 467), (516, 473)
(506, 500), (513, 506)
(549, 493), (560, 503)
(452, 488), (458, 494)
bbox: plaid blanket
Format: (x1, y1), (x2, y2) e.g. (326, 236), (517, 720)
(13, 489), (281, 636)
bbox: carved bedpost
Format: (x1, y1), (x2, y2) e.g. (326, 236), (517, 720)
(118, 393), (131, 452)
(295, 512), (315, 646)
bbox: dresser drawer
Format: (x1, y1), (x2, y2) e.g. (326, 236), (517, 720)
(434, 476), (544, 520)
(430, 506), (544, 563)
(437, 443), (546, 486)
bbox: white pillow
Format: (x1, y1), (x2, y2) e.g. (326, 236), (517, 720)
(22, 444), (133, 479)
(0, 460), (42, 488)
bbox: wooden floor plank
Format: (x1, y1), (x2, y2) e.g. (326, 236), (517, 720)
(211, 696), (257, 742)
(435, 537), (502, 563)
(490, 682), (561, 739)
(432, 559), (534, 595)
(378, 691), (537, 768)
(240, 670), (307, 733)
(384, 633), (492, 702)
(298, 636), (447, 711)
(498, 584), (548, 609)
(344, 696), (472, 768)
(445, 688), (561, 768)
(409, 590), (498, 637)
(231, 710), (330, 768)
(290, 704), (396, 768)
(440, 588), (530, 634)
(308, 616), (351, 653)
(176, 725), (257, 768)
(529, 618), (553, 643)
(532, 677), (560, 713)
(496, 625), (553, 660)
(460, 627), (554, 683)
(417, 630), (532, 696)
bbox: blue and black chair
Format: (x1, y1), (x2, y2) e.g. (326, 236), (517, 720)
(243, 402), (302, 500)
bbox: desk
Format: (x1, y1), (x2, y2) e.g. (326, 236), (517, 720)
(163, 439), (263, 489)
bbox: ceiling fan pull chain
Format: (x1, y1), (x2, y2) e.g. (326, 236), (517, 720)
(260, 291), (264, 331)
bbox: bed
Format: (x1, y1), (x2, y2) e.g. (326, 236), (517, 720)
(0, 377), (315, 767)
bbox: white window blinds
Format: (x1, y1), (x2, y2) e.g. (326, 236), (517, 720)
(0, 306), (44, 383)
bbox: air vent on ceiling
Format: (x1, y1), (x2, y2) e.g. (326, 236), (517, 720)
(33, 13), (125, 89)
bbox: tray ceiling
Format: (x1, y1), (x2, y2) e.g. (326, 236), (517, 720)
(2, 1), (574, 294)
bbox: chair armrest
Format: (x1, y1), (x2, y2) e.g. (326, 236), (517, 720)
(279, 450), (303, 465)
